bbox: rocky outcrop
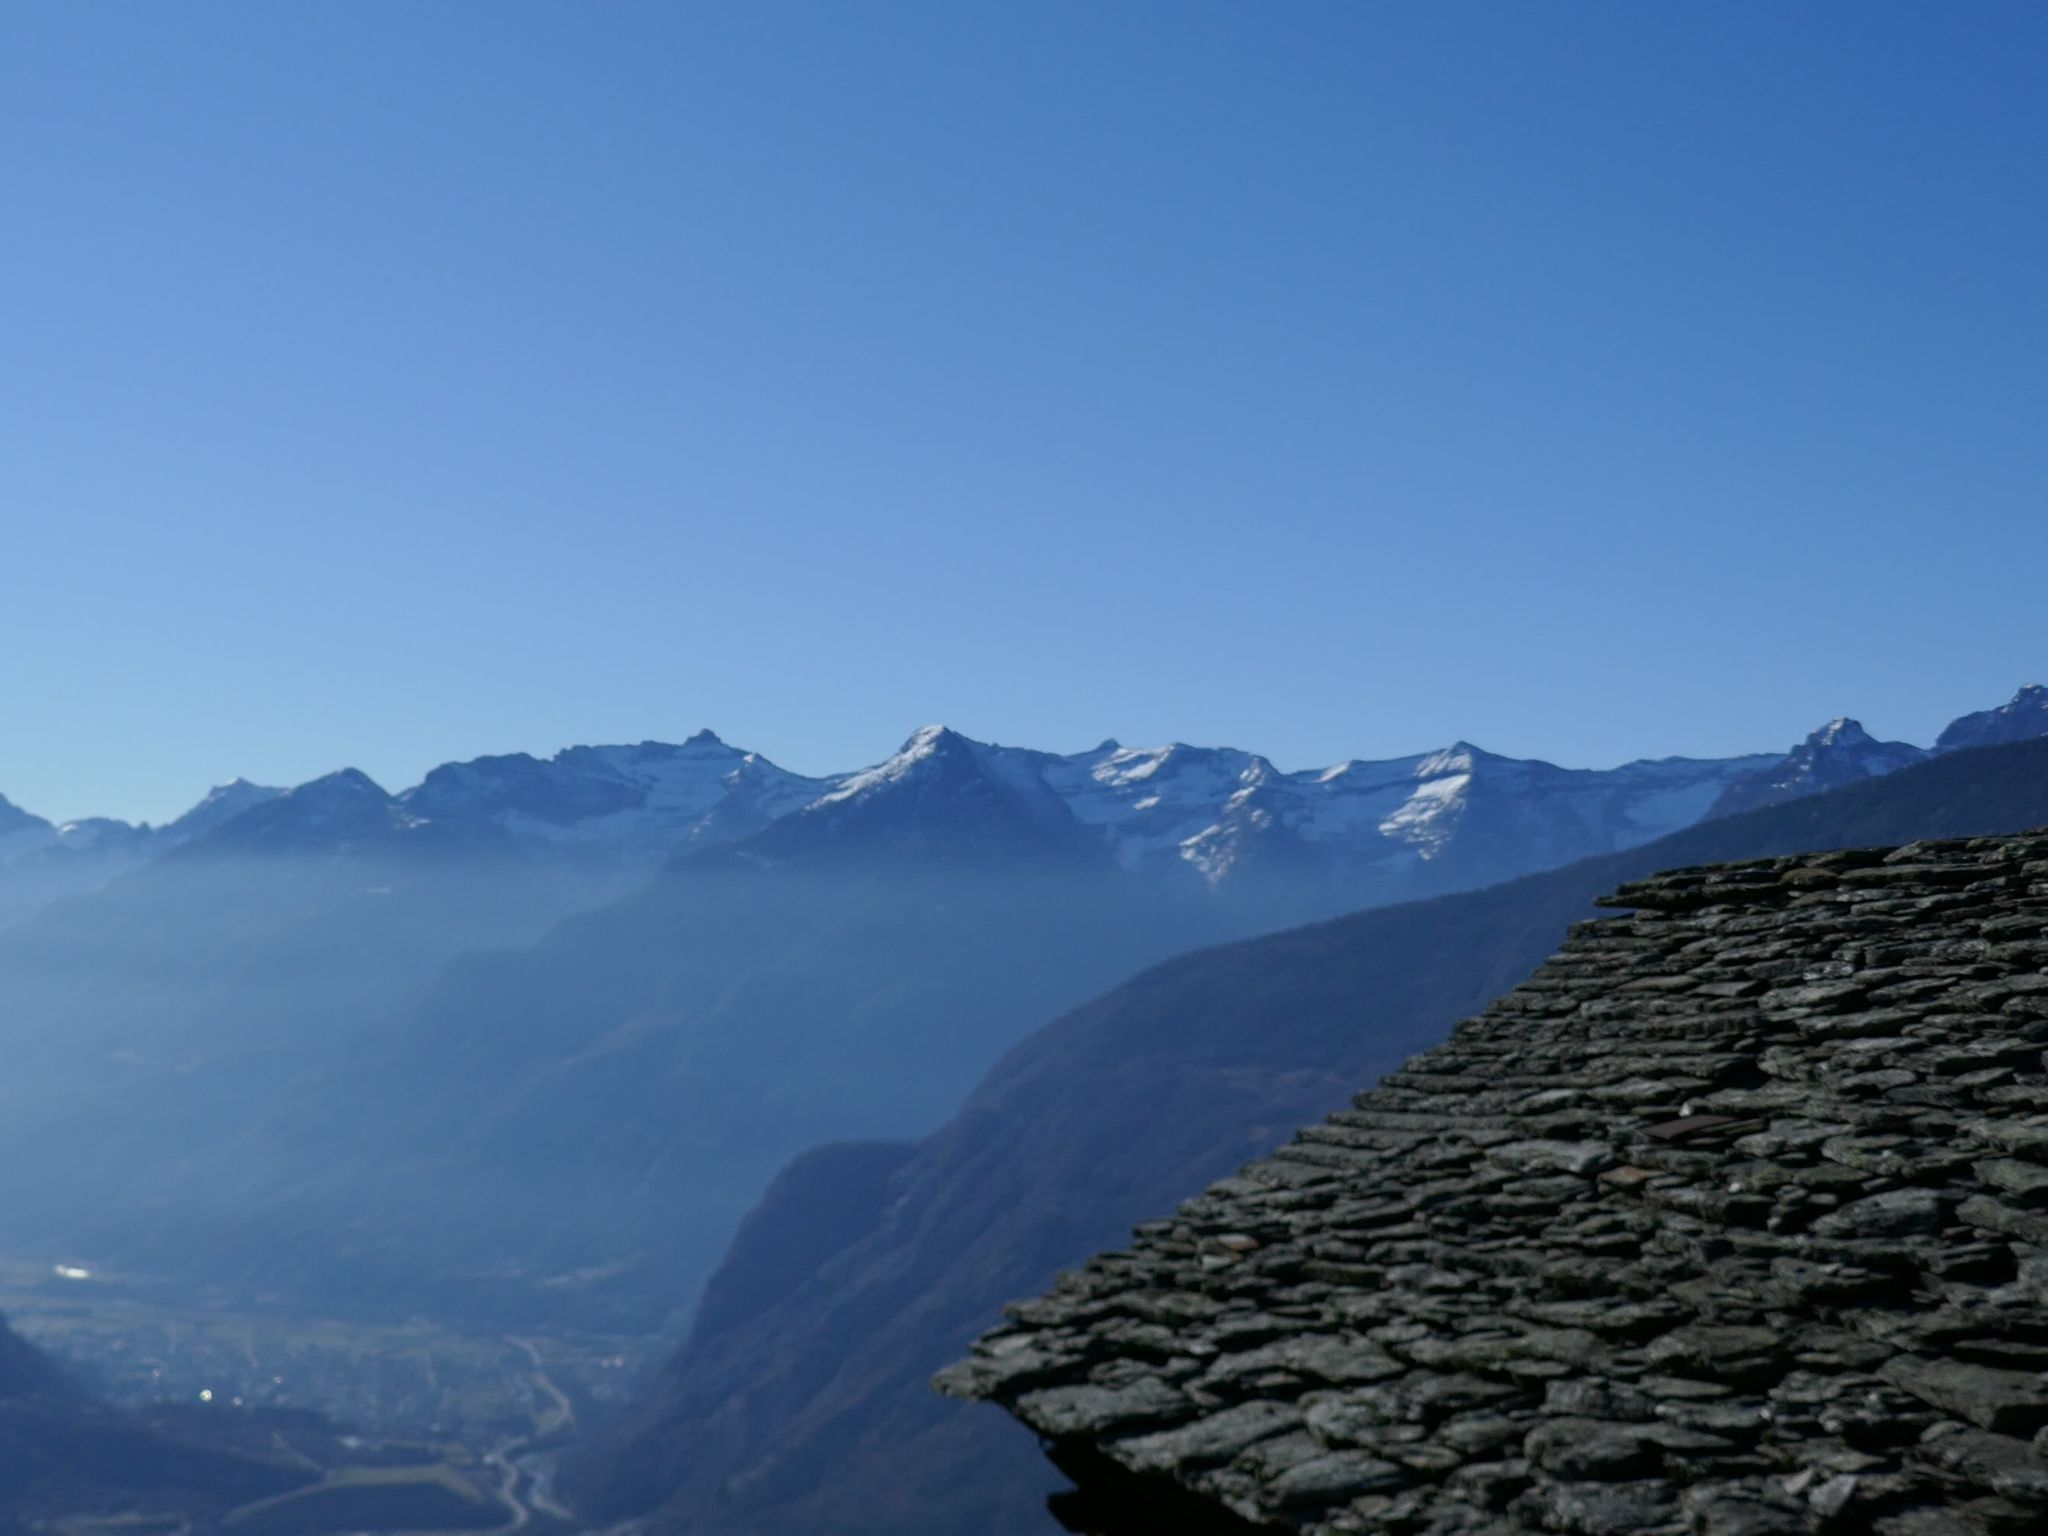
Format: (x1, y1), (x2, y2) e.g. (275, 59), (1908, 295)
(943, 829), (2048, 1535)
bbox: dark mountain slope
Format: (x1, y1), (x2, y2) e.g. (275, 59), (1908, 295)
(585, 735), (2048, 1536)
(0, 1319), (74, 1404)
(1937, 681), (2048, 751)
(0, 1317), (311, 1521)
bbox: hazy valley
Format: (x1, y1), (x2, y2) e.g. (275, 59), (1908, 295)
(3, 688), (2047, 1533)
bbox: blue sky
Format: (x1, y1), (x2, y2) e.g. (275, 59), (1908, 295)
(4, 3), (2045, 823)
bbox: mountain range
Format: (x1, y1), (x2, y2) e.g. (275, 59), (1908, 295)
(0, 779), (280, 929)
(11, 685), (2045, 927)
(0, 690), (2040, 1338)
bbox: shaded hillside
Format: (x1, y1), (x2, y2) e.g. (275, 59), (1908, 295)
(0, 1318), (75, 1404)
(584, 736), (2048, 1536)
(266, 805), (1231, 1328)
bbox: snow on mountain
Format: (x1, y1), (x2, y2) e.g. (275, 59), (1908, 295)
(1707, 718), (1928, 818)
(1034, 740), (1275, 872)
(0, 780), (287, 871)
(0, 735), (829, 877)
(708, 726), (1787, 908)
(10, 681), (2045, 909)
(1935, 683), (2048, 754)
(1308, 746), (1778, 895)
(0, 781), (285, 932)
(753, 726), (1101, 868)
(399, 730), (830, 863)
(46, 817), (152, 855)
(183, 768), (419, 856)
(0, 732), (1773, 935)
(807, 723), (964, 808)
(1029, 737), (1773, 896)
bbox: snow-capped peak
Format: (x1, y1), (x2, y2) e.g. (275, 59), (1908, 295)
(1808, 717), (1875, 750)
(1935, 684), (2048, 754)
(902, 723), (961, 754)
(1088, 744), (1183, 787)
(1378, 756), (1477, 855)
(1413, 742), (1492, 779)
(12, 691), (2029, 918)
(812, 726), (976, 807)
(1705, 717), (1927, 819)
(395, 734), (829, 860)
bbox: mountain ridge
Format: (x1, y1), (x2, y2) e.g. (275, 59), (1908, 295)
(6, 687), (2043, 915)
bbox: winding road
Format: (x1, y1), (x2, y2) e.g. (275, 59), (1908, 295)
(485, 1337), (580, 1534)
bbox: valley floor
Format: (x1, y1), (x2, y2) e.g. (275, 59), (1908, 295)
(0, 1256), (658, 1536)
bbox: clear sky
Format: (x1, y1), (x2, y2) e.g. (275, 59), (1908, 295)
(4, 3), (2045, 823)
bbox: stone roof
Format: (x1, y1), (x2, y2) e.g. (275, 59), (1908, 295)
(937, 831), (2048, 1536)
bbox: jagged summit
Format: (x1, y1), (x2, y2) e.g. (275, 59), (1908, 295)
(943, 826), (2048, 1535)
(0, 781), (287, 912)
(10, 684), (2048, 908)
(395, 734), (827, 860)
(293, 767), (392, 800)
(746, 725), (1106, 871)
(1416, 739), (1496, 771)
(47, 816), (148, 851)
(166, 777), (284, 839)
(174, 766), (421, 857)
(806, 729), (1032, 811)
(810, 725), (982, 806)
(1936, 683), (2048, 754)
(1707, 716), (1927, 820)
(1812, 715), (1871, 746)
(902, 722), (972, 755)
